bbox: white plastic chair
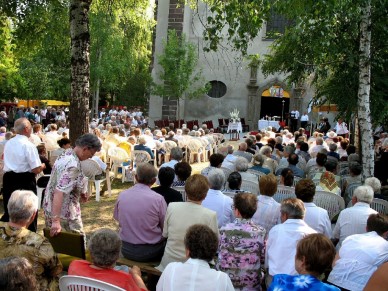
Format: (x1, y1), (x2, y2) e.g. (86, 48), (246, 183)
(371, 198), (388, 215)
(293, 176), (302, 187)
(240, 180), (259, 194)
(223, 191), (237, 198)
(247, 169), (267, 182)
(132, 150), (152, 167)
(59, 275), (125, 291)
(273, 186), (296, 203)
(108, 147), (130, 181)
(187, 139), (205, 164)
(161, 140), (177, 163)
(313, 190), (345, 220)
(81, 159), (112, 202)
(171, 186), (186, 201)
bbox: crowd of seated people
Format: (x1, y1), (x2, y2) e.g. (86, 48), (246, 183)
(1, 110), (388, 291)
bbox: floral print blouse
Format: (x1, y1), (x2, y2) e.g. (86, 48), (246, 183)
(43, 149), (87, 224)
(217, 218), (266, 290)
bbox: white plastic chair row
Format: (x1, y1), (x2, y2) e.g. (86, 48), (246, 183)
(313, 190), (345, 221)
(240, 180), (258, 194)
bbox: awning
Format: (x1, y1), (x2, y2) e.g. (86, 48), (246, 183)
(40, 100), (70, 106)
(18, 100), (70, 107)
(312, 104), (338, 112)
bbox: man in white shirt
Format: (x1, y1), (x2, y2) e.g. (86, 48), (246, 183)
(295, 179), (332, 237)
(300, 112), (309, 129)
(290, 108), (300, 132)
(1, 118), (46, 232)
(265, 198), (316, 283)
(332, 185), (377, 248)
(202, 169), (234, 228)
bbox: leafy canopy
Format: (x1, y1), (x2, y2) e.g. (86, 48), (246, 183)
(152, 29), (208, 100)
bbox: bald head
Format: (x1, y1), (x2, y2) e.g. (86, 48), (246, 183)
(239, 142), (247, 151)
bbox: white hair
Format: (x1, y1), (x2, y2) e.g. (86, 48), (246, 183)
(207, 169), (225, 190)
(354, 185), (374, 204)
(364, 177), (381, 194)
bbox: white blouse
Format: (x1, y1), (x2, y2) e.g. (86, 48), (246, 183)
(156, 258), (234, 291)
(328, 231), (388, 291)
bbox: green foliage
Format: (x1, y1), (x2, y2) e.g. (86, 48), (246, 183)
(0, 0), (154, 105)
(90, 0), (154, 107)
(152, 30), (208, 101)
(0, 15), (20, 100)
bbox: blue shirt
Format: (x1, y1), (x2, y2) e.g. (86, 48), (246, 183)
(269, 274), (340, 291)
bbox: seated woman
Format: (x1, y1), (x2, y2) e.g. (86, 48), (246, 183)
(49, 137), (71, 164)
(249, 154), (270, 175)
(316, 171), (341, 196)
(328, 213), (388, 290)
(156, 174), (218, 272)
(134, 136), (154, 160)
(252, 174), (280, 234)
(225, 171), (244, 192)
(217, 192), (266, 290)
(157, 224), (234, 291)
(280, 168), (294, 187)
(269, 233), (339, 291)
(0, 257), (38, 290)
(152, 167), (184, 205)
(69, 228), (147, 291)
(235, 157), (257, 183)
(171, 161), (192, 187)
(37, 144), (52, 174)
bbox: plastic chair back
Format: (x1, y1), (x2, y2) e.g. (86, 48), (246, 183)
(59, 275), (125, 291)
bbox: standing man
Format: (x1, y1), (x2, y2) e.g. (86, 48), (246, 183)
(290, 108), (300, 132)
(0, 118), (46, 232)
(300, 112), (309, 129)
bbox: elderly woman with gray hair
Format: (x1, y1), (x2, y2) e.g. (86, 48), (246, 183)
(259, 145), (278, 174)
(43, 133), (102, 236)
(134, 135), (155, 159)
(249, 154), (270, 175)
(202, 169), (234, 227)
(69, 228), (147, 290)
(365, 177), (385, 200)
(235, 157), (258, 183)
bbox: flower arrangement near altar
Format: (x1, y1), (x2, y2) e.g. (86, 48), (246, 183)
(230, 108), (240, 123)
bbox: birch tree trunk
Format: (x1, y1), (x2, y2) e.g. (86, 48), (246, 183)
(69, 0), (92, 143)
(357, 0), (374, 180)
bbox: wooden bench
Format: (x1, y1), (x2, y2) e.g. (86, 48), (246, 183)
(116, 257), (162, 277)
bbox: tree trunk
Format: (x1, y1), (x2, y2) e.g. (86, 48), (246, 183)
(69, 0), (92, 144)
(357, 0), (373, 180)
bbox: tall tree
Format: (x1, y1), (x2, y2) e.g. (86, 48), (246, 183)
(69, 0), (92, 141)
(152, 30), (208, 122)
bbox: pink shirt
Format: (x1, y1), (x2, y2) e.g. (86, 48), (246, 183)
(114, 183), (167, 244)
